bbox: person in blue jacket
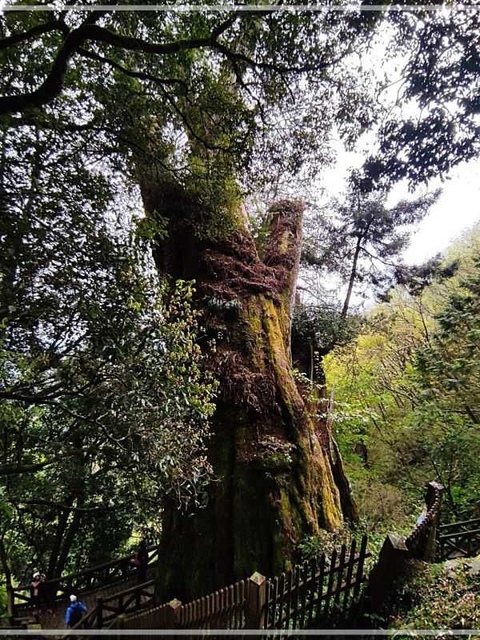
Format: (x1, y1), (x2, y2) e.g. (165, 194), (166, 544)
(65, 594), (87, 628)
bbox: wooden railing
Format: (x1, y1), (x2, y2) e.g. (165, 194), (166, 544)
(117, 536), (370, 631)
(120, 600), (179, 634)
(437, 517), (480, 560)
(73, 579), (155, 630)
(265, 535), (369, 629)
(405, 481), (444, 559)
(111, 578), (249, 631)
(9, 546), (158, 618)
(364, 481), (445, 617)
(177, 578), (247, 629)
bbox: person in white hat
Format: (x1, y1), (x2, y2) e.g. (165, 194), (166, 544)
(30, 571), (42, 608)
(65, 594), (87, 628)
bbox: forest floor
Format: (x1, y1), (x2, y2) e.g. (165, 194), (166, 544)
(388, 554), (480, 631)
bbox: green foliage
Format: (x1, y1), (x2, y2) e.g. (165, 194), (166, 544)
(325, 229), (480, 525)
(0, 120), (217, 582)
(361, 9), (480, 189)
(297, 525), (384, 572)
(293, 304), (361, 359)
(389, 560), (480, 631)
(413, 256), (480, 517)
(0, 4), (383, 206)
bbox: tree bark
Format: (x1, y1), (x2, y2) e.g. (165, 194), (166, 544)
(141, 178), (354, 599)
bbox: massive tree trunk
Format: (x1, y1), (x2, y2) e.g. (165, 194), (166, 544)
(141, 177), (354, 600)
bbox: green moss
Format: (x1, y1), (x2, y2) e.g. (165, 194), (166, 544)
(264, 451), (293, 471)
(261, 298), (297, 406)
(243, 303), (267, 370)
(256, 296), (343, 532)
(277, 230), (290, 254)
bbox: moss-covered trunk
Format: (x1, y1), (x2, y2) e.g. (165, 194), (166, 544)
(141, 179), (353, 599)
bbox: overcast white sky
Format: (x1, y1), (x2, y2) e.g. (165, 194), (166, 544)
(319, 141), (480, 268)
(402, 158), (480, 265)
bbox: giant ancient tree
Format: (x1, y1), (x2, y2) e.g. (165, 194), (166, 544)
(4, 2), (471, 598)
(109, 10), (371, 597)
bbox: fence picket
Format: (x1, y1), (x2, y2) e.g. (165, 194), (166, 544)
(232, 581), (239, 628)
(276, 572), (286, 628)
(267, 575), (278, 629)
(335, 544), (347, 604)
(192, 598), (197, 627)
(233, 582), (240, 628)
(284, 568), (294, 628)
(342, 538), (357, 616)
(308, 553), (324, 628)
(290, 565), (301, 629)
(320, 547), (337, 624)
(353, 535), (368, 601)
(200, 595), (207, 627)
(215, 588), (222, 627)
(297, 561), (309, 629)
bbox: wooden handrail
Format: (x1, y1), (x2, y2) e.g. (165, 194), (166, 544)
(438, 527), (480, 540)
(439, 517), (480, 531)
(11, 546), (158, 615)
(77, 579), (155, 629)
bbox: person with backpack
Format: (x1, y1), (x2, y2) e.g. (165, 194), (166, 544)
(65, 594), (87, 628)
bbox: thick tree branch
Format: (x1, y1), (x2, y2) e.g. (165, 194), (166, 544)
(77, 47), (188, 90)
(213, 39), (340, 75)
(0, 12), (335, 116)
(0, 20), (68, 50)
(0, 383), (65, 403)
(0, 461), (53, 476)
(0, 18), (96, 114)
(0, 18), (237, 115)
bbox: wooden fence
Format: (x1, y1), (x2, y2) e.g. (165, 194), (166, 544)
(114, 535), (370, 633)
(265, 535), (369, 629)
(72, 579), (155, 631)
(9, 545), (158, 619)
(437, 517), (480, 560)
(405, 481), (444, 560)
(122, 580), (248, 632)
(364, 481), (445, 617)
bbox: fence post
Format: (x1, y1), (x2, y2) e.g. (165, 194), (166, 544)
(97, 597), (104, 629)
(245, 572), (267, 629)
(424, 481), (444, 561)
(165, 598), (182, 629)
(7, 586), (14, 622)
(364, 533), (409, 616)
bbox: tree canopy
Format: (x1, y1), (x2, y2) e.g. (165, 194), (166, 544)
(0, 118), (217, 581)
(361, 7), (480, 188)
